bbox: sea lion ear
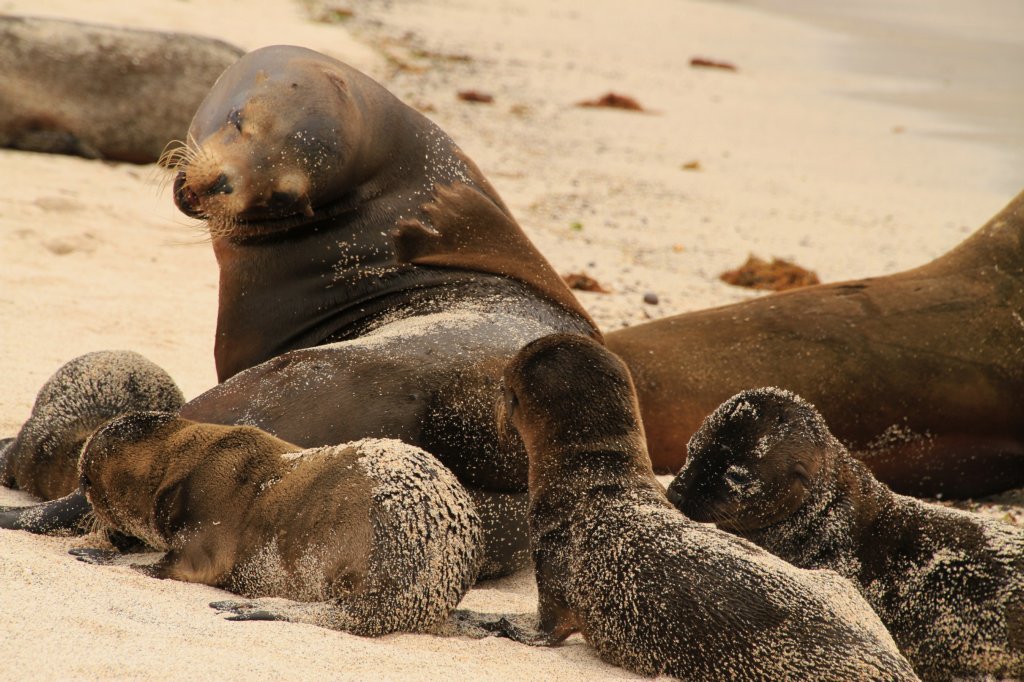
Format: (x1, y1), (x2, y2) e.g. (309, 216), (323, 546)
(153, 480), (189, 539)
(323, 70), (350, 98)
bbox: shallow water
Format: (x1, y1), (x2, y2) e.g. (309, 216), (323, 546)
(720, 0), (1024, 192)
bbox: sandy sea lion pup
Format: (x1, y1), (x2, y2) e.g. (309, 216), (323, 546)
(0, 16), (242, 163)
(490, 334), (917, 680)
(3, 46), (599, 577)
(0, 351), (184, 504)
(608, 189), (1024, 498)
(669, 387), (1024, 681)
(75, 412), (482, 636)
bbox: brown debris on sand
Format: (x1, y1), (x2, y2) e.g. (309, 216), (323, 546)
(690, 56), (737, 71)
(720, 255), (819, 291)
(577, 93), (645, 112)
(458, 90), (494, 103)
(562, 272), (611, 293)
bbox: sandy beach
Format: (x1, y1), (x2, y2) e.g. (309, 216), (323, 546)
(1, 0), (1022, 678)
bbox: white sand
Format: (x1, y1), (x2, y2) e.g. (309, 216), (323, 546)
(1, 0), (1021, 679)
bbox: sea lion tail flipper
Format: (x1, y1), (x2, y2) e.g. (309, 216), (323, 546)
(0, 490), (91, 533)
(449, 610), (561, 646)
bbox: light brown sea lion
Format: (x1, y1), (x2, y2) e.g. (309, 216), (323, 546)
(0, 351), (184, 501)
(0, 16), (242, 164)
(74, 412), (481, 636)
(669, 387), (1024, 680)
(1, 46), (598, 578)
(608, 189), (1024, 498)
(483, 334), (917, 680)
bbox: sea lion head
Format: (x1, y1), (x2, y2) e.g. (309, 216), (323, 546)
(501, 333), (648, 486)
(169, 45), (388, 238)
(79, 411), (184, 549)
(667, 387), (834, 532)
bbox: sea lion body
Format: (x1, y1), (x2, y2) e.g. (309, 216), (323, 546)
(79, 412), (482, 635)
(671, 387), (1024, 680)
(0, 16), (242, 163)
(2, 46), (598, 577)
(609, 190), (1024, 498)
(498, 335), (917, 680)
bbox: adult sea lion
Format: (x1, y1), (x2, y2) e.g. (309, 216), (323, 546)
(607, 189), (1024, 498)
(483, 334), (917, 680)
(669, 387), (1024, 680)
(0, 15), (242, 164)
(1, 45), (598, 578)
(74, 412), (481, 636)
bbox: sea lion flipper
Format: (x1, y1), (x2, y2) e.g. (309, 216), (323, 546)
(390, 180), (599, 334)
(0, 491), (91, 533)
(392, 218), (443, 265)
(210, 599), (290, 623)
(68, 547), (120, 565)
(450, 610), (555, 646)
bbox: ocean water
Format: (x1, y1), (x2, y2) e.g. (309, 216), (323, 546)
(720, 0), (1024, 186)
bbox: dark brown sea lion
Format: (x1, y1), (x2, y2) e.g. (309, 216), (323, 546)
(74, 412), (481, 636)
(608, 189), (1024, 498)
(1, 46), (598, 577)
(669, 387), (1024, 681)
(486, 334), (917, 680)
(0, 16), (242, 164)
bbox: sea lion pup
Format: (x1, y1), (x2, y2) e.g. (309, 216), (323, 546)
(491, 334), (917, 680)
(76, 412), (482, 636)
(607, 189), (1024, 498)
(669, 387), (1024, 681)
(0, 351), (184, 504)
(3, 46), (599, 577)
(0, 16), (242, 163)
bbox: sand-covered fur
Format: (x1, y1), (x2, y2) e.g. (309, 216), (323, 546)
(0, 351), (184, 501)
(671, 387), (1024, 680)
(495, 334), (917, 680)
(79, 413), (482, 636)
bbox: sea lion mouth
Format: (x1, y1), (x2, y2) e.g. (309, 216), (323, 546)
(173, 170), (322, 238)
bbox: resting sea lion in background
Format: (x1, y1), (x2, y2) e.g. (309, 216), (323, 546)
(608, 189), (1024, 498)
(0, 16), (242, 164)
(75, 412), (481, 636)
(1, 45), (599, 578)
(669, 387), (1024, 681)
(487, 334), (917, 680)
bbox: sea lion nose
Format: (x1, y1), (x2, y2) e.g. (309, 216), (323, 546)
(173, 171), (202, 217)
(208, 173), (233, 196)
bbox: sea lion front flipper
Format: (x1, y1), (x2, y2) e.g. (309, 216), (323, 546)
(0, 490), (91, 533)
(449, 610), (566, 646)
(392, 181), (599, 336)
(68, 547), (120, 565)
(210, 599), (293, 623)
(210, 600), (285, 622)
